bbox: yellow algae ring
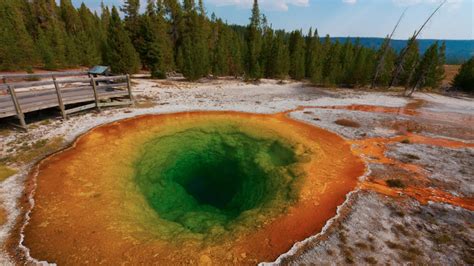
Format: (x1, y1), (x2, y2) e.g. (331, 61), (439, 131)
(20, 112), (365, 264)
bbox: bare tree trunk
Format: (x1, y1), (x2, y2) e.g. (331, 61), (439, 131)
(389, 0), (447, 90)
(403, 61), (418, 96)
(407, 70), (425, 97)
(371, 9), (407, 89)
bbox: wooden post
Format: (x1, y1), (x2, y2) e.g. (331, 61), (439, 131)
(90, 77), (101, 112)
(126, 74), (134, 106)
(1, 78), (6, 96)
(8, 85), (27, 129)
(52, 76), (67, 120)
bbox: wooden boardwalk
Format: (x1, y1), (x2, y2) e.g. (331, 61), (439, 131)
(0, 72), (134, 130)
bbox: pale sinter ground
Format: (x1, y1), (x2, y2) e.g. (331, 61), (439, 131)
(0, 77), (472, 265)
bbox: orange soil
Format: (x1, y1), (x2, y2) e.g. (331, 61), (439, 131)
(290, 100), (473, 211)
(352, 135), (474, 211)
(315, 103), (473, 127)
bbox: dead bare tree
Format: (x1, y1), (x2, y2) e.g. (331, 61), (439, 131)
(388, 0), (447, 90)
(405, 67), (427, 97)
(370, 9), (407, 89)
(403, 59), (419, 96)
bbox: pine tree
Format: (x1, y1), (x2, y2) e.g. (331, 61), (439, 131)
(0, 0), (37, 70)
(100, 3), (112, 65)
(398, 36), (420, 88)
(163, 0), (184, 63)
(36, 28), (55, 69)
(136, 0), (174, 78)
(138, 15), (165, 77)
(340, 39), (355, 85)
(379, 47), (397, 86)
(246, 0), (262, 79)
(267, 30), (289, 79)
(60, 0), (82, 66)
(60, 0), (81, 34)
(322, 36), (340, 86)
(432, 42), (446, 87)
(452, 57), (474, 92)
(372, 36), (396, 87)
(196, 0), (210, 74)
(305, 28), (317, 79)
(105, 7), (140, 74)
(416, 42), (438, 88)
(101, 3), (111, 32)
(212, 19), (230, 76)
(32, 0), (70, 69)
(309, 31), (324, 85)
(77, 3), (103, 66)
(349, 40), (376, 87)
(122, 0), (141, 36)
(17, 0), (36, 37)
(146, 0), (156, 16)
(178, 0), (210, 80)
(289, 30), (305, 80)
(420, 42), (445, 88)
(229, 30), (244, 77)
(155, 0), (175, 72)
(0, 0), (404, 87)
(407, 42), (445, 95)
(260, 17), (274, 78)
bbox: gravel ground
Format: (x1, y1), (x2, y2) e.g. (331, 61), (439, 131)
(386, 143), (474, 197)
(275, 191), (474, 265)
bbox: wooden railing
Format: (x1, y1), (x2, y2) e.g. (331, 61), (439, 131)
(0, 71), (88, 81)
(0, 72), (134, 130)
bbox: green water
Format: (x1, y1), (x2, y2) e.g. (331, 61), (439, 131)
(134, 125), (302, 234)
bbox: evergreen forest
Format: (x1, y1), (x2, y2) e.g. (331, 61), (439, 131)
(0, 0), (448, 89)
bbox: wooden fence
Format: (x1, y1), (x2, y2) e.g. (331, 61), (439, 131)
(0, 71), (134, 130)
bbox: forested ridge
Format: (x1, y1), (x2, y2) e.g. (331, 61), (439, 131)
(334, 38), (472, 65)
(0, 0), (447, 89)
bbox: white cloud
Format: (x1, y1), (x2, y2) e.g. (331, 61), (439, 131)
(339, 0), (463, 8)
(206, 0), (309, 11)
(392, 0), (463, 8)
(342, 0), (357, 4)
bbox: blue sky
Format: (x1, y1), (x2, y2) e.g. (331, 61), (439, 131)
(74, 0), (473, 40)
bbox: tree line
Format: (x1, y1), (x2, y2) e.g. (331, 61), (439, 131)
(452, 57), (474, 92)
(0, 0), (448, 89)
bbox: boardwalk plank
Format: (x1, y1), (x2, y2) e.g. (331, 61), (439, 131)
(0, 85), (130, 119)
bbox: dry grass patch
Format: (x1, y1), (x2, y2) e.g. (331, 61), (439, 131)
(443, 65), (461, 87)
(434, 234), (452, 245)
(39, 119), (53, 126)
(136, 100), (158, 109)
(355, 242), (369, 250)
(404, 153), (420, 160)
(386, 240), (403, 250)
(386, 179), (406, 189)
(391, 120), (423, 134)
(0, 164), (17, 181)
(364, 257), (377, 264)
(0, 128), (10, 137)
(10, 137), (65, 164)
(400, 138), (411, 144)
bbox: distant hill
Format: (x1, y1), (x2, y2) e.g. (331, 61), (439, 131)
(332, 37), (473, 64)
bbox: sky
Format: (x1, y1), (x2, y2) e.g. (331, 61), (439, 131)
(74, 0), (473, 40)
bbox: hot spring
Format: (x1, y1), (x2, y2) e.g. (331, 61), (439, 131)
(21, 112), (365, 264)
(136, 127), (301, 234)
